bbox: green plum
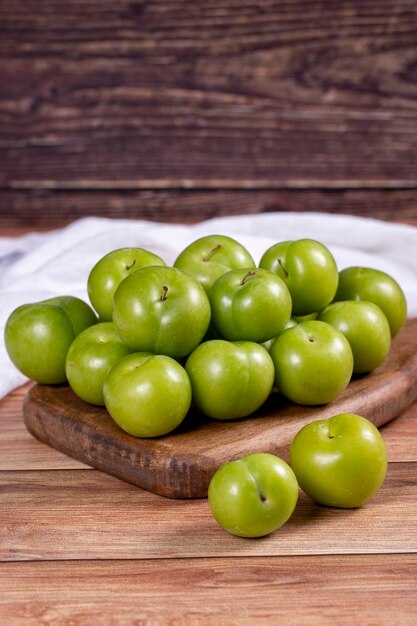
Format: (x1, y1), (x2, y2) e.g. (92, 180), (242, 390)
(285, 318), (298, 329)
(87, 247), (166, 321)
(202, 324), (223, 343)
(103, 352), (192, 437)
(208, 453), (299, 537)
(112, 266), (211, 359)
(259, 239), (339, 316)
(334, 267), (407, 337)
(261, 318), (300, 351)
(185, 340), (275, 420)
(290, 413), (388, 508)
(292, 312), (318, 323)
(174, 234), (255, 292)
(270, 320), (353, 405)
(318, 300), (391, 374)
(209, 268), (292, 342)
(4, 296), (97, 384)
(260, 318), (299, 351)
(260, 338), (275, 352)
(66, 322), (131, 405)
(44, 295), (97, 334)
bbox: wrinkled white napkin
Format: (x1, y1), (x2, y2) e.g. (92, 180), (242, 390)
(1, 212), (416, 399)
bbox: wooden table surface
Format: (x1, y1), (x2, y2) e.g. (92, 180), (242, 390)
(1, 224), (417, 625)
(3, 0), (417, 618)
(1, 373), (417, 624)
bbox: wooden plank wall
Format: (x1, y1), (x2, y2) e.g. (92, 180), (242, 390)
(1, 0), (417, 227)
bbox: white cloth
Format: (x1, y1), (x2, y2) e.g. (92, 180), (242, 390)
(1, 212), (416, 399)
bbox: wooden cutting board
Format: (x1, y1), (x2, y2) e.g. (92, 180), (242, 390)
(23, 318), (417, 499)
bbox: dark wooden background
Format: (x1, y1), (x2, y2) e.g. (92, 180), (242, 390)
(2, 0), (417, 228)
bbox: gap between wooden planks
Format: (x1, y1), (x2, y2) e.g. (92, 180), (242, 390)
(2, 371), (417, 562)
(2, 382), (417, 471)
(1, 554), (417, 626)
(1, 462), (416, 562)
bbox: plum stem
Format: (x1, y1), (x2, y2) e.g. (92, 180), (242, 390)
(278, 258), (289, 278)
(203, 243), (221, 262)
(125, 259), (136, 271)
(240, 271), (257, 286)
(160, 285), (168, 301)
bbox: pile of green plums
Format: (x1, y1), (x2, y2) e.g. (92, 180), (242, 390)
(4, 234), (406, 537)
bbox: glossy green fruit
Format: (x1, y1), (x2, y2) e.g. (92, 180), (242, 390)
(185, 340), (275, 420)
(208, 453), (299, 537)
(334, 267), (407, 337)
(66, 322), (131, 405)
(174, 234), (255, 292)
(4, 296), (97, 384)
(318, 300), (391, 374)
(290, 413), (388, 508)
(209, 268), (292, 342)
(103, 353), (192, 437)
(259, 239), (339, 316)
(270, 320), (353, 405)
(87, 247), (166, 321)
(113, 265), (211, 359)
(292, 312), (318, 323)
(44, 295), (98, 334)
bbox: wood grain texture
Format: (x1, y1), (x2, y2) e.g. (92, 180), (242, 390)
(23, 318), (417, 498)
(0, 385), (89, 471)
(4, 382), (417, 471)
(2, 189), (417, 227)
(381, 403), (417, 460)
(2, 0), (417, 223)
(1, 555), (417, 625)
(1, 462), (416, 562)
